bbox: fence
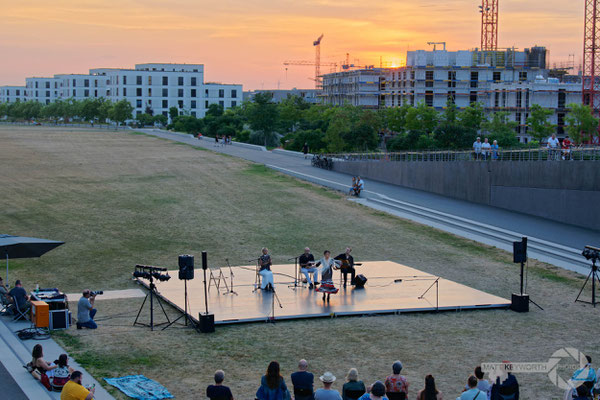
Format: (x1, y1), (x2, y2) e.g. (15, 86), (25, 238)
(0, 121), (131, 130)
(324, 146), (600, 162)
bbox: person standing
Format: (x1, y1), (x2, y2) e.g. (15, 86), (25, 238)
(60, 371), (95, 400)
(303, 142), (310, 159)
(315, 372), (342, 400)
(77, 290), (97, 329)
(316, 251), (340, 302)
(547, 133), (560, 160)
(491, 140), (499, 160)
(481, 138), (491, 161)
(259, 248), (275, 292)
(473, 137), (483, 160)
(291, 359), (314, 400)
(299, 248), (319, 289)
(207, 370), (234, 400)
(334, 247), (356, 288)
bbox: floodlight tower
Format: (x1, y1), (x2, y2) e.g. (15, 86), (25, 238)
(314, 34), (324, 89)
(479, 0), (499, 51)
(583, 0), (600, 139)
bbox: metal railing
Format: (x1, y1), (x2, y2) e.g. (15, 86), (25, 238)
(0, 121), (131, 130)
(324, 146), (600, 162)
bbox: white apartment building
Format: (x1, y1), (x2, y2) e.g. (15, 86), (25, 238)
(54, 74), (108, 101)
(0, 86), (26, 103)
(25, 77), (62, 104)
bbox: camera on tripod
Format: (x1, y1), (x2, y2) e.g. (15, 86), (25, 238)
(90, 290), (103, 296)
(582, 246), (600, 263)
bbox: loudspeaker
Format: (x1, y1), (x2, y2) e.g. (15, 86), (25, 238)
(354, 274), (367, 288)
(49, 310), (70, 330)
(511, 293), (529, 312)
(198, 313), (215, 333)
(513, 237), (527, 264)
(178, 254), (194, 280)
(202, 251), (208, 270)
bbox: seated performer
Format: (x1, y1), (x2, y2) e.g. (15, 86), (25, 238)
(335, 247), (355, 288)
(316, 250), (340, 302)
(299, 247), (319, 289)
(259, 248), (275, 291)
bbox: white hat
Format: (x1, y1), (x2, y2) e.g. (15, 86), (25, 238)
(320, 372), (336, 383)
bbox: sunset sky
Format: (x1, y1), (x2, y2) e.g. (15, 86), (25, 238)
(0, 0), (583, 90)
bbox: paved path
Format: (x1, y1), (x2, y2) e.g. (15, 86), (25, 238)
(141, 130), (599, 272)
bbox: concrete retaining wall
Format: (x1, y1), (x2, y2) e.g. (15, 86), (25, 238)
(333, 160), (600, 230)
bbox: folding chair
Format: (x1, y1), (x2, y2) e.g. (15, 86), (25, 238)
(12, 296), (30, 321)
(344, 389), (365, 400)
(386, 392), (406, 400)
(294, 387), (314, 400)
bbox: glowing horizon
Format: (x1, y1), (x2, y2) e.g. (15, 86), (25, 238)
(0, 0), (583, 91)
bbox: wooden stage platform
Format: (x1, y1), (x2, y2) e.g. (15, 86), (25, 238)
(140, 261), (510, 325)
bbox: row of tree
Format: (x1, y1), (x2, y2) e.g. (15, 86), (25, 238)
(1, 94), (598, 152)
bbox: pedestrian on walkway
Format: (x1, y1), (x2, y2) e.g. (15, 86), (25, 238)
(303, 142), (309, 159)
(482, 138), (491, 161)
(491, 140), (499, 160)
(547, 133), (560, 160)
(473, 137), (482, 160)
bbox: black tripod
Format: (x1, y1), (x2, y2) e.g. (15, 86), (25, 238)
(575, 258), (600, 307)
(162, 279), (196, 330)
(134, 279), (171, 331)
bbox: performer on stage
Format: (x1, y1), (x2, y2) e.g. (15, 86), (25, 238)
(299, 247), (319, 289)
(334, 247), (355, 288)
(259, 247), (275, 291)
(315, 250), (340, 302)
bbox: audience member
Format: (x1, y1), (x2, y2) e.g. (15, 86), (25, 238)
(384, 361), (409, 397)
(0, 276), (7, 296)
(562, 135), (572, 160)
(52, 354), (74, 388)
(457, 376), (482, 400)
(357, 381), (387, 400)
(257, 361), (289, 400)
(349, 177), (357, 196)
(573, 384), (592, 400)
(8, 279), (30, 314)
(60, 370), (95, 400)
(417, 375), (443, 400)
(31, 344), (58, 377)
(570, 355), (596, 389)
(490, 368), (519, 400)
(473, 137), (482, 160)
(291, 359), (314, 400)
(315, 372), (342, 400)
(342, 368), (366, 400)
(472, 367), (491, 399)
(355, 177), (364, 196)
(207, 370), (234, 400)
(481, 138), (491, 160)
(77, 289), (97, 329)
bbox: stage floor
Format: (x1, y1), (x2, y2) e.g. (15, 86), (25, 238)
(141, 261), (510, 325)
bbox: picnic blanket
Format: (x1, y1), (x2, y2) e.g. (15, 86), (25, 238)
(104, 375), (173, 400)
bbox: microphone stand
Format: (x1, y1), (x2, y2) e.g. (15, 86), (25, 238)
(224, 258), (238, 296)
(248, 258), (261, 293)
(269, 288), (283, 322)
(287, 256), (301, 290)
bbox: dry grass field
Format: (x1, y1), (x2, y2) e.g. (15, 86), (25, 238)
(1, 125), (598, 399)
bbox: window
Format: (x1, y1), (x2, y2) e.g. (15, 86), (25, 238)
(231, 89), (237, 98)
(447, 71), (456, 88)
(191, 100), (196, 109)
(148, 76), (152, 85)
(178, 89), (184, 97)
(94, 80), (98, 87)
(94, 90), (98, 97)
(191, 77), (197, 86)
(84, 89), (89, 97)
(516, 91), (522, 108)
(519, 71), (527, 82)
(162, 88), (168, 97)
(162, 76), (168, 85)
(136, 76), (142, 85)
(205, 89), (209, 96)
(557, 113), (565, 134)
(71, 80), (75, 87)
(136, 88), (142, 96)
(558, 89), (566, 108)
(46, 91), (51, 97)
(178, 100), (183, 108)
(425, 91), (434, 107)
(178, 77), (184, 86)
(35, 82), (39, 88)
(123, 76), (127, 85)
(447, 91), (456, 104)
(410, 71), (415, 80)
(470, 91), (477, 104)
(525, 89), (530, 107)
(123, 88), (127, 96)
(15, 90), (20, 96)
(162, 111), (168, 117)
(470, 71), (478, 88)
(219, 89), (225, 98)
(191, 89), (196, 97)
(231, 100), (237, 107)
(493, 71), (501, 82)
(219, 100), (224, 107)
(191, 111), (196, 117)
(162, 100), (168, 108)
(425, 70), (434, 88)
(72, 89), (76, 97)
(136, 99), (142, 108)
(494, 91), (500, 107)
(205, 100), (209, 108)
(515, 112), (521, 124)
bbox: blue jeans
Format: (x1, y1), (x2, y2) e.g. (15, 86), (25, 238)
(79, 308), (97, 329)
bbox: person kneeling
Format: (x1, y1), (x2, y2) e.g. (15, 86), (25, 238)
(77, 290), (97, 329)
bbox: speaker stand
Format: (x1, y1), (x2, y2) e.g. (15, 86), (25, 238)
(162, 279), (196, 331)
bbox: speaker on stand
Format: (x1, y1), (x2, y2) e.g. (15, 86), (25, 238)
(199, 251), (215, 333)
(162, 254), (195, 330)
(511, 237), (542, 312)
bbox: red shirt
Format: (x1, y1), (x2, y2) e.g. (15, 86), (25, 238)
(562, 139), (572, 149)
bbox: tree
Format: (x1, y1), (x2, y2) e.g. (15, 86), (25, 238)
(136, 112), (155, 127)
(169, 106), (179, 121)
(172, 115), (203, 134)
(110, 100), (133, 125)
(565, 103), (599, 144)
(244, 92), (279, 146)
(481, 111), (519, 147)
(277, 95), (310, 134)
(153, 114), (168, 127)
(0, 102), (7, 118)
(405, 102), (439, 134)
(458, 102), (485, 132)
(527, 104), (555, 142)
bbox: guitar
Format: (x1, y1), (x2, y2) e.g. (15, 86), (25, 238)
(334, 258), (363, 270)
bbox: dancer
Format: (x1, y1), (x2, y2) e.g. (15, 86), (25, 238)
(315, 250), (340, 302)
(259, 248), (275, 291)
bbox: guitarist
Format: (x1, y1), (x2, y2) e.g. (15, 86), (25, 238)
(334, 247), (356, 288)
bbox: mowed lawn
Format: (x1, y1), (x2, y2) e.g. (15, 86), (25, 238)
(1, 125), (598, 400)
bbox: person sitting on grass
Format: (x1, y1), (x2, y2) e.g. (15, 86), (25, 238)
(207, 370), (234, 400)
(384, 361), (409, 398)
(291, 359), (314, 400)
(417, 375), (443, 400)
(52, 354), (74, 388)
(457, 376), (482, 400)
(60, 371), (95, 400)
(357, 381), (387, 400)
(472, 366), (490, 399)
(342, 368), (366, 400)
(257, 361), (289, 400)
(31, 344), (58, 377)
(315, 372), (342, 400)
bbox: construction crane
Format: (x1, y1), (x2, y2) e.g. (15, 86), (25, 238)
(427, 42), (446, 51)
(583, 0), (600, 139)
(313, 34), (324, 89)
(283, 60), (338, 87)
(479, 0), (498, 51)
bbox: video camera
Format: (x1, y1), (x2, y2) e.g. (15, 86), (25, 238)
(582, 245), (600, 263)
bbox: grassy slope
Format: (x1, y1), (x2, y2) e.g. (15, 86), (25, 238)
(1, 126), (598, 400)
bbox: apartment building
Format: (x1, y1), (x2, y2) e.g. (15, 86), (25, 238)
(24, 77), (62, 105)
(0, 86), (26, 103)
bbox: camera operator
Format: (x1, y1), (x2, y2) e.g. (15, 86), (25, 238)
(76, 289), (98, 330)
